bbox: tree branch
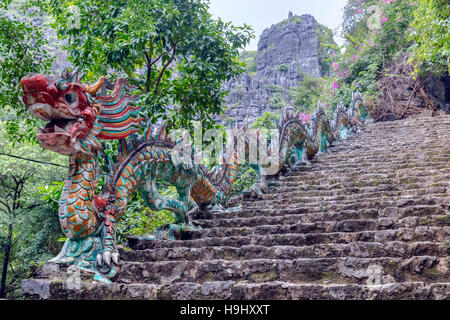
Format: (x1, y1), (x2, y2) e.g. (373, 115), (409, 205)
(154, 41), (178, 95)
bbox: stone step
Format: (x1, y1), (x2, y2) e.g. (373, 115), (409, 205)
(127, 226), (449, 250)
(241, 190), (449, 208)
(252, 190), (449, 207)
(219, 198), (449, 220)
(311, 154), (450, 166)
(269, 173), (450, 189)
(211, 201), (448, 221)
(278, 176), (449, 190)
(116, 256), (449, 285)
(193, 214), (450, 232)
(22, 278), (450, 300)
(290, 152), (450, 164)
(305, 158), (450, 171)
(120, 241), (449, 262)
(278, 164), (450, 180)
(262, 183), (449, 201)
(320, 140), (450, 150)
(284, 162), (450, 174)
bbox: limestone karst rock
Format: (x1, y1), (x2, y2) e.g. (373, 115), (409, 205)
(222, 14), (323, 125)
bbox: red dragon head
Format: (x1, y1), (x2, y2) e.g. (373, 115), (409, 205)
(21, 68), (144, 156)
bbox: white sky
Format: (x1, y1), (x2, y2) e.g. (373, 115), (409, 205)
(208, 0), (348, 50)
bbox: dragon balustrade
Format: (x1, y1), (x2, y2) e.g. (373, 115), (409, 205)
(21, 68), (367, 282)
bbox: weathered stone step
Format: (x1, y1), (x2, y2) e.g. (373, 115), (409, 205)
(325, 143), (449, 155)
(22, 278), (450, 300)
(328, 139), (449, 151)
(282, 161), (449, 175)
(116, 256), (449, 285)
(263, 183), (449, 200)
(211, 200), (448, 220)
(321, 139), (450, 150)
(186, 221), (371, 239)
(280, 163), (450, 178)
(280, 168), (450, 191)
(257, 188), (449, 206)
(293, 151), (449, 163)
(120, 241), (449, 262)
(241, 191), (449, 210)
(316, 142), (449, 153)
(269, 173), (450, 190)
(310, 152), (450, 165)
(273, 174), (449, 190)
(193, 214), (450, 232)
(127, 226), (449, 250)
(307, 158), (450, 170)
(342, 130), (450, 141)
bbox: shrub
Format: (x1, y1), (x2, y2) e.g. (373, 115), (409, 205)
(269, 92), (287, 109)
(277, 64), (288, 72)
(409, 0), (450, 77)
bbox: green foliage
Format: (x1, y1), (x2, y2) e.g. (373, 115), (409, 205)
(293, 75), (325, 114)
(32, 0), (253, 133)
(264, 84), (284, 93)
(264, 84), (287, 109)
(226, 163), (257, 199)
(116, 187), (176, 244)
(268, 92), (287, 109)
(277, 64), (288, 72)
(316, 23), (338, 76)
(409, 0), (450, 77)
(0, 121), (65, 298)
(228, 111), (284, 199)
(37, 181), (64, 213)
(335, 0), (448, 110)
(324, 0), (419, 109)
(0, 2), (53, 143)
(239, 50), (258, 74)
(277, 15), (303, 28)
(342, 0), (371, 42)
(252, 111), (280, 130)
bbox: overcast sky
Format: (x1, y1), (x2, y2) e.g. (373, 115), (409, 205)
(208, 0), (348, 50)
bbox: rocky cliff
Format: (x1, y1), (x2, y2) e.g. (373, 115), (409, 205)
(221, 13), (323, 125)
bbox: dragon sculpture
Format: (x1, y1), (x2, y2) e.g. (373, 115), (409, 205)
(21, 68), (366, 282)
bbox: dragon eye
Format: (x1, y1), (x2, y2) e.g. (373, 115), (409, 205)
(65, 93), (75, 105)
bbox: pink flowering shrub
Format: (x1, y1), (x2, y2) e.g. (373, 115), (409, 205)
(323, 0), (416, 108)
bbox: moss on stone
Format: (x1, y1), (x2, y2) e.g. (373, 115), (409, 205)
(249, 270), (278, 282)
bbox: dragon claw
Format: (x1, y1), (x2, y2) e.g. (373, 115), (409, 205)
(103, 250), (112, 267)
(96, 250), (119, 270)
(96, 253), (103, 267)
(112, 252), (120, 266)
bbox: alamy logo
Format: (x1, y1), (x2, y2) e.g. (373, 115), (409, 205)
(67, 5), (81, 30)
(366, 264), (383, 285)
(366, 5), (383, 30)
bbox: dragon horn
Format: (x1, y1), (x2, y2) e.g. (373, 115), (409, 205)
(84, 76), (105, 96)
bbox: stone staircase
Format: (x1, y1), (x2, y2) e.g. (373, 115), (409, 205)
(22, 115), (450, 300)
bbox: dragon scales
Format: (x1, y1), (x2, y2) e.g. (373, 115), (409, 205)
(21, 69), (366, 281)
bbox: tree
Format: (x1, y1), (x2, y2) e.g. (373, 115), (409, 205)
(0, 1), (53, 143)
(36, 0), (253, 132)
(409, 0), (450, 77)
(294, 75), (326, 114)
(341, 0), (371, 44)
(0, 168), (34, 298)
(0, 121), (65, 298)
(316, 23), (337, 77)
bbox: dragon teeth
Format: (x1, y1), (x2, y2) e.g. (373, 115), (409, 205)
(54, 125), (66, 133)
